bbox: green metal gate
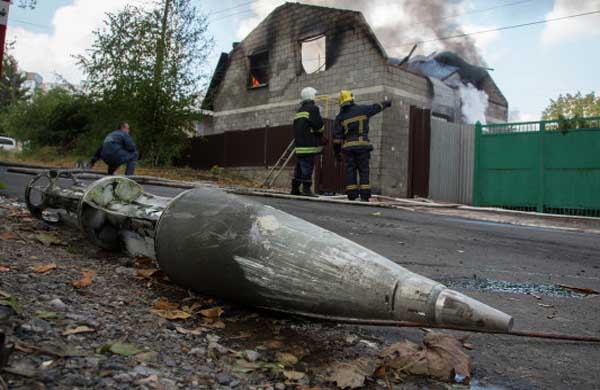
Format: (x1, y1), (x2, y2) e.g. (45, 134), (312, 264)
(473, 117), (600, 216)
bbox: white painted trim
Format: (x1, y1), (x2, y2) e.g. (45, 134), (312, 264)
(210, 85), (429, 117)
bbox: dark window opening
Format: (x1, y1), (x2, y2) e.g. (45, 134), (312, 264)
(301, 35), (326, 74)
(248, 51), (269, 89)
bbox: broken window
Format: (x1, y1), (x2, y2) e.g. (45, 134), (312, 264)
(248, 51), (269, 89)
(301, 35), (326, 74)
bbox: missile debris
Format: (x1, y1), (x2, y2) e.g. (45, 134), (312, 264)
(25, 171), (513, 332)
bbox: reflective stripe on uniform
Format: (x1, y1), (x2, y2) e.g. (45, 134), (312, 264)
(341, 115), (367, 136)
(310, 126), (325, 134)
(295, 111), (310, 120)
(295, 146), (323, 154)
(346, 184), (358, 190)
(333, 139), (343, 144)
(342, 140), (371, 149)
(359, 184), (371, 189)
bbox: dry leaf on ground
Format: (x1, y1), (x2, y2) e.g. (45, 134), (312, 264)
(72, 270), (95, 288)
(63, 326), (95, 336)
(328, 358), (378, 389)
(283, 370), (306, 381)
(136, 268), (163, 279)
(0, 231), (17, 241)
(151, 309), (191, 320)
(32, 263), (57, 274)
(277, 352), (299, 366)
(0, 265), (10, 272)
(98, 341), (141, 356)
(199, 306), (224, 318)
(34, 233), (66, 246)
(153, 297), (179, 311)
(175, 326), (204, 335)
(380, 333), (472, 384)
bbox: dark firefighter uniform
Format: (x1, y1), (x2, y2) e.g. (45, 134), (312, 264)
(334, 90), (391, 201)
(292, 100), (324, 196)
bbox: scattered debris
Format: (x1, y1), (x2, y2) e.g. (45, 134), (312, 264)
(32, 263), (57, 274)
(379, 333), (472, 384)
(72, 270), (95, 289)
(62, 326), (95, 336)
(199, 306), (224, 319)
(327, 358), (378, 389)
(558, 284), (600, 295)
(97, 341), (141, 356)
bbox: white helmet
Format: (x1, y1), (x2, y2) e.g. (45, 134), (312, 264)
(300, 87), (317, 102)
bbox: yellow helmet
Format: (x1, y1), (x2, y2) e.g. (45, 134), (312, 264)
(338, 90), (354, 106)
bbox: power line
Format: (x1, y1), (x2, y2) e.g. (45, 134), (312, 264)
(394, 9), (600, 49)
(408, 0), (535, 27)
(8, 18), (52, 30)
(208, 0), (257, 16)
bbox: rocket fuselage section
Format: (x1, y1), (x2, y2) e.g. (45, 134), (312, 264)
(25, 174), (513, 332)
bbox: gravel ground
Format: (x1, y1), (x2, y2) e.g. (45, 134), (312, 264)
(0, 196), (469, 390)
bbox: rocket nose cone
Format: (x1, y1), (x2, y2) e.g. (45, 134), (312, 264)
(435, 289), (514, 333)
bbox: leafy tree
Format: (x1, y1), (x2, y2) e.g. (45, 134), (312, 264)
(0, 55), (30, 110)
(542, 92), (600, 120)
(78, 0), (213, 165)
(0, 88), (91, 152)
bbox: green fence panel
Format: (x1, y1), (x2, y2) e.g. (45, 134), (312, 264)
(473, 117), (600, 216)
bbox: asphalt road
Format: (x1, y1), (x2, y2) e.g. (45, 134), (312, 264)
(2, 168), (600, 389)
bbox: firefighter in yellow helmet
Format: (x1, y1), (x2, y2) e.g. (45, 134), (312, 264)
(291, 87), (324, 196)
(333, 90), (391, 201)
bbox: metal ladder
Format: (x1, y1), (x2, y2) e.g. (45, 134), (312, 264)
(261, 139), (295, 188)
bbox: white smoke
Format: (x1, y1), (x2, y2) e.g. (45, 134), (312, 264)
(458, 83), (488, 124)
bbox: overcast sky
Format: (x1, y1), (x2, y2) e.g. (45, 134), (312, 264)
(6, 0), (600, 120)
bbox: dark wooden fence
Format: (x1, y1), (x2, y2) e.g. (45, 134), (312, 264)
(176, 125), (294, 169)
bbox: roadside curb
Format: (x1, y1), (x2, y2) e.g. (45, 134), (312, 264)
(3, 160), (600, 228)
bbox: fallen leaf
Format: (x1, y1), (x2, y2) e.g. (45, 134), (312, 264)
(558, 284), (599, 295)
(34, 233), (66, 246)
(135, 351), (159, 362)
(264, 340), (284, 349)
(201, 320), (225, 330)
(98, 341), (141, 356)
(277, 352), (299, 366)
(199, 306), (224, 318)
(72, 270), (95, 288)
(283, 370), (306, 381)
(328, 358), (377, 389)
(62, 326), (95, 336)
(0, 265), (10, 272)
(151, 309), (191, 320)
(380, 333), (472, 384)
(0, 232), (17, 241)
(153, 297), (179, 311)
(35, 310), (60, 319)
(32, 263), (57, 274)
(175, 326), (204, 335)
(0, 297), (21, 313)
(136, 268), (162, 279)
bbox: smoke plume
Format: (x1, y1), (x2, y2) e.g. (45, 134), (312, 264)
(238, 0), (487, 66)
(458, 83), (489, 124)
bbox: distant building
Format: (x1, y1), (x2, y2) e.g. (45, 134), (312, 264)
(23, 72), (43, 94)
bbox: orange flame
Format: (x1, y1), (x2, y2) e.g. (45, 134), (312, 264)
(250, 74), (260, 87)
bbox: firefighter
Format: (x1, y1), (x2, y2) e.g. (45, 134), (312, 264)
(333, 90), (391, 201)
(291, 87), (324, 196)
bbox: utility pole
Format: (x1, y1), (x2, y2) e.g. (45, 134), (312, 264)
(150, 0), (172, 164)
(0, 0), (10, 77)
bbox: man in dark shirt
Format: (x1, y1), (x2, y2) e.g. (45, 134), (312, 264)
(89, 122), (138, 175)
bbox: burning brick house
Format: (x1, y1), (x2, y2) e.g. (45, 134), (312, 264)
(198, 2), (508, 196)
